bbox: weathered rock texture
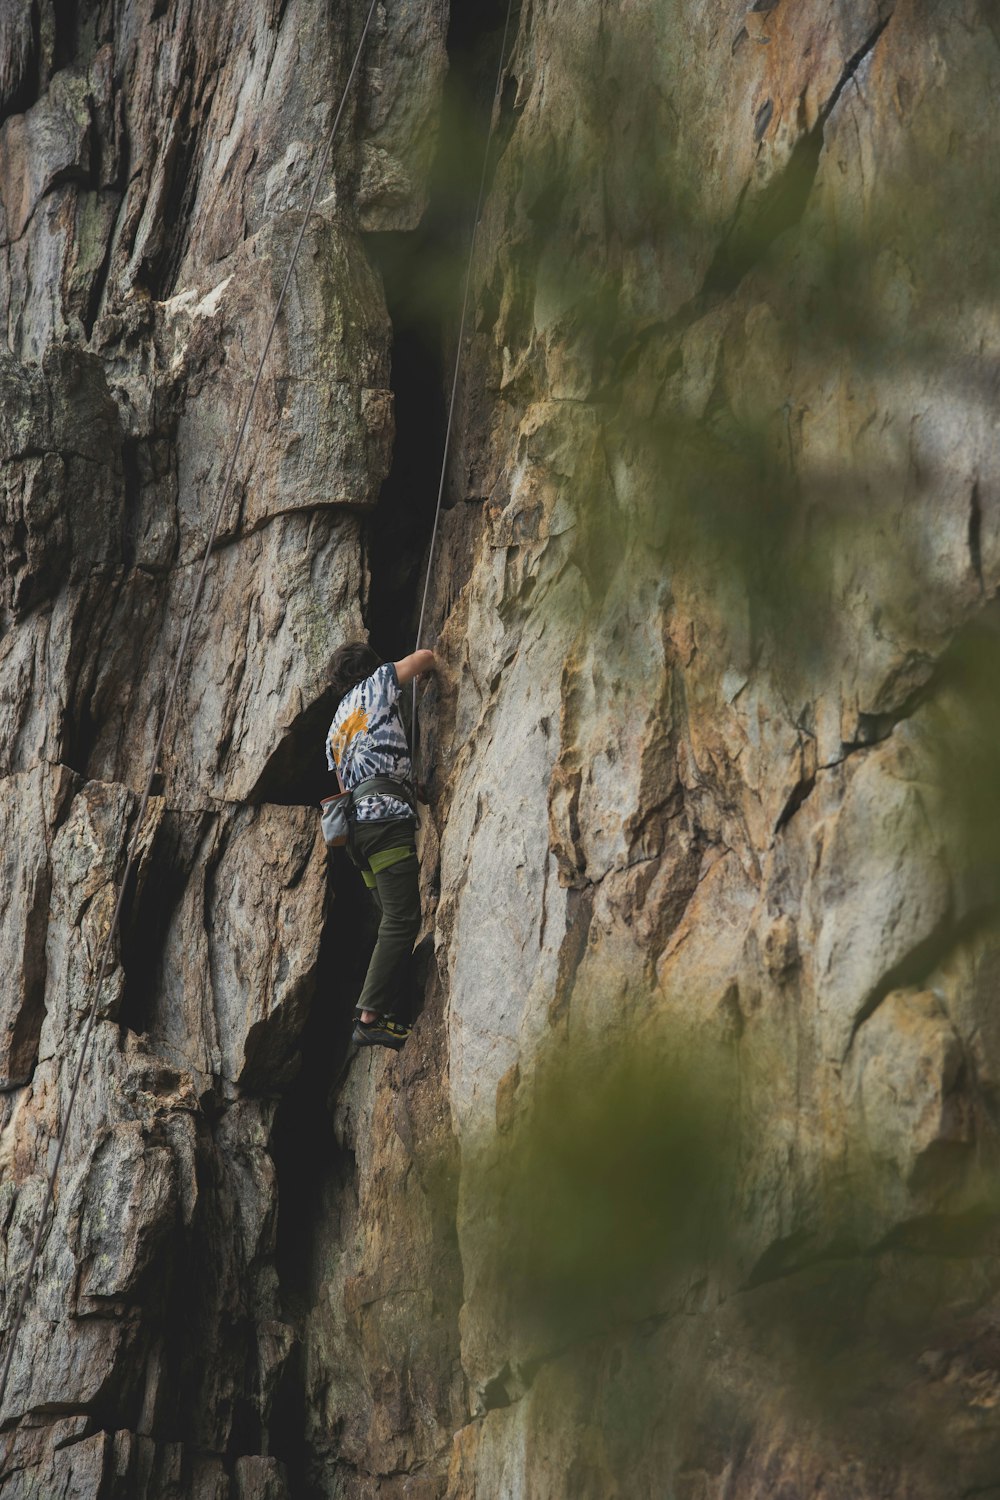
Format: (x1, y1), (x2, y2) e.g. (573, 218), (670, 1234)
(2, 0), (1000, 1495)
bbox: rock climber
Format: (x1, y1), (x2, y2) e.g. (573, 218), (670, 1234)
(325, 641), (437, 1050)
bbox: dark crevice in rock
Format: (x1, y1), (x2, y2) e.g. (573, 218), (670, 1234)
(87, 101), (133, 340)
(228, 1395), (264, 1467)
(548, 885), (595, 1025)
(825, 599), (1000, 775)
(83, 195), (120, 342)
(61, 570), (136, 782)
(744, 1229), (824, 1289)
(363, 231), (447, 660)
(118, 809), (210, 1042)
(2, 865), (50, 1092)
(244, 686), (339, 809)
(773, 771), (816, 835)
(448, 0), (514, 52)
(120, 437), (141, 569)
(51, 0), (78, 73)
(0, 1), (42, 125)
(142, 72), (212, 301)
(753, 97), (774, 144)
(823, 664), (938, 768)
(845, 903), (999, 1061)
(267, 1340), (318, 1500)
(480, 1363), (515, 1410)
(737, 1221), (1000, 1303)
(363, 0), (516, 662)
(268, 873), (369, 1494)
(453, 0), (523, 166)
(264, 12), (519, 1489)
(0, 164), (91, 252)
(872, 1204), (1000, 1258)
(703, 11), (894, 299)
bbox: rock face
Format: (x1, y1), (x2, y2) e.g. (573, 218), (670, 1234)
(2, 0), (1000, 1496)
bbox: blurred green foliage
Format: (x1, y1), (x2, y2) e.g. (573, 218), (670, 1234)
(451, 1016), (1000, 1482)
(920, 610), (1000, 895)
(397, 2), (1000, 1478)
(464, 1039), (736, 1350)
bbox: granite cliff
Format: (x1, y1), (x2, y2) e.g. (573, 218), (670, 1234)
(1, 1), (1000, 1495)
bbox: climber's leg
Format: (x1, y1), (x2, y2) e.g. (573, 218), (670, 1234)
(351, 819), (420, 1029)
(355, 850), (421, 1021)
(359, 876), (382, 1024)
(355, 878), (384, 1025)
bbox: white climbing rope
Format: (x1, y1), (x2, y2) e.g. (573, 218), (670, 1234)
(0, 0), (380, 1411)
(411, 0), (517, 742)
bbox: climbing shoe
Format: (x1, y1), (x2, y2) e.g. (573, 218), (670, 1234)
(352, 1016), (411, 1051)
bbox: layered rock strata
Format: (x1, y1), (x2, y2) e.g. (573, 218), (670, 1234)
(2, 1), (1000, 1497)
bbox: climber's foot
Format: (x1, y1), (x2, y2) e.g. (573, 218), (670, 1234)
(353, 1016), (411, 1051)
(359, 1009), (377, 1023)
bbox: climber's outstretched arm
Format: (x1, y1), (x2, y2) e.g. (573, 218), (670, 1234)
(394, 649), (437, 685)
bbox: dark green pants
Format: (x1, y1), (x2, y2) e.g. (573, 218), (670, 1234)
(349, 818), (420, 1020)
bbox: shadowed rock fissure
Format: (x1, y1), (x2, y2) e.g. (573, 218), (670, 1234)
(363, 236), (447, 664)
(247, 0), (512, 807)
(263, 10), (515, 1488)
(268, 881), (366, 1495)
(364, 0), (515, 662)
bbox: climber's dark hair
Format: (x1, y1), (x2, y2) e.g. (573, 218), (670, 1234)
(328, 640), (381, 705)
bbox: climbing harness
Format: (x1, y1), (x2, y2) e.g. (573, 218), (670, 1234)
(0, 0), (380, 1411)
(356, 844), (416, 887)
(410, 0), (517, 757)
(320, 773), (418, 848)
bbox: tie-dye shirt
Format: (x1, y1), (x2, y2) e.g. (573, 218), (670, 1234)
(326, 662), (413, 822)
